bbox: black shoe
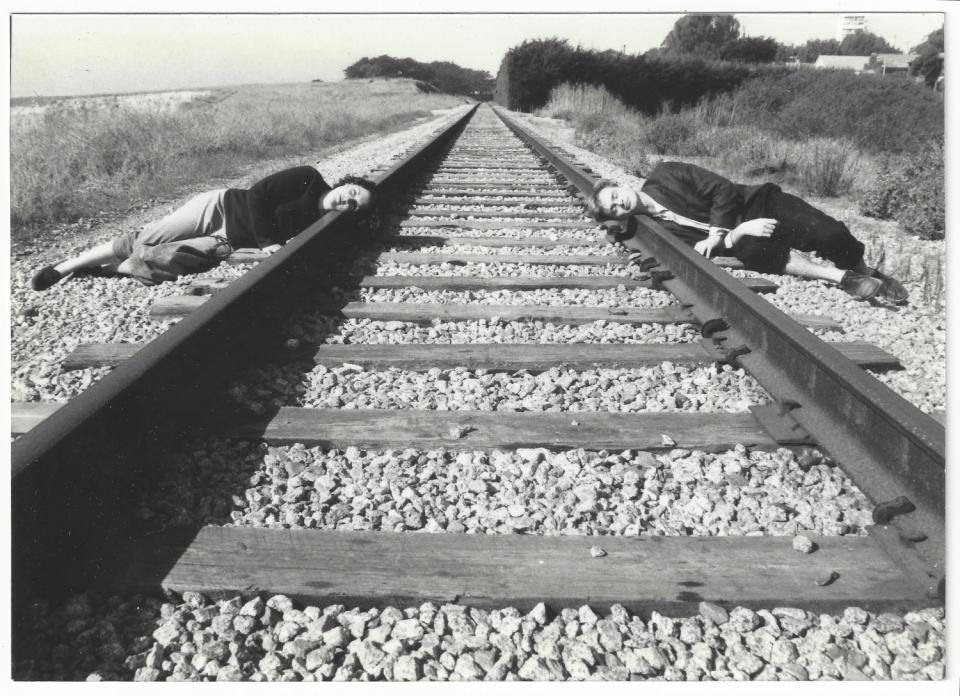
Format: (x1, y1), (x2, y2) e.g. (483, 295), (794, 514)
(839, 271), (882, 300)
(869, 268), (909, 304)
(30, 265), (63, 291)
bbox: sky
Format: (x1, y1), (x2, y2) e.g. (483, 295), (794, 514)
(8, 5), (948, 99)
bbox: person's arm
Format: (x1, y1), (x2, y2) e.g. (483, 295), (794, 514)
(668, 162), (741, 230)
(245, 167), (321, 249)
(726, 218), (778, 246)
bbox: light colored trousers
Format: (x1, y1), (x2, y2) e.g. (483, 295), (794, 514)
(112, 189), (228, 259)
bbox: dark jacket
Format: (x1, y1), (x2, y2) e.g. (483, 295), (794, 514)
(224, 166), (330, 249)
(641, 161), (764, 232)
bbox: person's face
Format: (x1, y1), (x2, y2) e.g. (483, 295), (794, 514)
(324, 184), (372, 212)
(595, 185), (639, 219)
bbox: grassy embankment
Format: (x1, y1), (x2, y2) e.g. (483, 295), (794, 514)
(10, 79), (468, 240)
(537, 79), (944, 306)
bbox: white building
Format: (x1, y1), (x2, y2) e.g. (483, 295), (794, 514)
(837, 15), (868, 42)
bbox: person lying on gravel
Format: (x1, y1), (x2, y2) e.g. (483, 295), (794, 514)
(587, 162), (908, 303)
(31, 167), (377, 290)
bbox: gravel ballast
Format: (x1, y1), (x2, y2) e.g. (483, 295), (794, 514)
(143, 440), (871, 537)
(16, 591), (944, 681)
(223, 363), (769, 414)
(11, 106), (945, 681)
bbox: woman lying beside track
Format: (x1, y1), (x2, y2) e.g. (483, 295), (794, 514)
(588, 161), (907, 303)
(31, 166), (377, 290)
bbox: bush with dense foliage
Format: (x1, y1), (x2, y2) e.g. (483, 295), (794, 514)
(495, 38), (776, 114)
(859, 138), (944, 239)
(705, 69), (942, 154)
(910, 27), (944, 88)
(345, 55), (494, 99)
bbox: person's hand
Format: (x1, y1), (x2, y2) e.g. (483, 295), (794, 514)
(262, 244), (283, 255)
(731, 218), (777, 244)
(694, 236), (724, 258)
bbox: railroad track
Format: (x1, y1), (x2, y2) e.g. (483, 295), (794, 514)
(12, 104), (944, 676)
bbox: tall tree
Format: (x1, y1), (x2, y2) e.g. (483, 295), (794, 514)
(661, 14), (742, 60)
(838, 30), (900, 56)
(910, 27), (944, 87)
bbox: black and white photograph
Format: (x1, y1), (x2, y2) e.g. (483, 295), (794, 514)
(6, 0), (953, 686)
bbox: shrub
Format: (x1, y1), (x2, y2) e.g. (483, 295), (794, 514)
(644, 114), (695, 155)
(572, 113), (652, 177)
(859, 138), (944, 239)
(795, 138), (858, 197)
(709, 128), (794, 178)
(717, 69), (942, 154)
(537, 83), (638, 121)
(496, 38), (776, 114)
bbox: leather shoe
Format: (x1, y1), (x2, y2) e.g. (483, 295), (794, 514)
(869, 268), (909, 304)
(839, 271), (882, 300)
(31, 265), (63, 291)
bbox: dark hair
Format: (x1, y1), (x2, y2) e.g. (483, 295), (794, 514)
(332, 175), (378, 192)
(585, 178), (619, 221)
(329, 175), (378, 212)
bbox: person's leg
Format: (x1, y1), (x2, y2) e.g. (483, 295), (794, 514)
(732, 237), (882, 299)
(53, 241), (124, 275)
(744, 187), (904, 302)
(32, 190), (227, 290)
(754, 189), (865, 269)
(782, 250), (845, 283)
(31, 235), (133, 290)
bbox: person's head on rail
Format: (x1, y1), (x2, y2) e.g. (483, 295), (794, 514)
(321, 175), (378, 214)
(585, 178), (646, 222)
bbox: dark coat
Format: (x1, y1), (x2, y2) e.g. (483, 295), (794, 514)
(640, 161), (764, 231)
(224, 166), (330, 249)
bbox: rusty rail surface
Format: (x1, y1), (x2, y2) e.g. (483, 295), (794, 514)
(491, 105), (945, 596)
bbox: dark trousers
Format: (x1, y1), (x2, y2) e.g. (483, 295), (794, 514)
(731, 183), (865, 274)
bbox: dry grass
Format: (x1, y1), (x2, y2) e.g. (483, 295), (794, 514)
(11, 79), (467, 237)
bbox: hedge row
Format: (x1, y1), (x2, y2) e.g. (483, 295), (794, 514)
(495, 38), (780, 114)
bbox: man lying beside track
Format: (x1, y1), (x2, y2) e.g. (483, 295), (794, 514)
(31, 166), (377, 290)
(587, 162), (907, 303)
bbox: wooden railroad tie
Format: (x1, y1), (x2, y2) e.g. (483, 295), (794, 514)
(148, 297), (842, 331)
(411, 198), (576, 207)
(227, 246), (747, 269)
(60, 340), (902, 373)
(105, 526), (933, 615)
(14, 405), (790, 450)
(404, 209), (586, 220)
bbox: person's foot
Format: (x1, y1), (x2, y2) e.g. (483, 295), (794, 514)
(839, 271), (883, 300)
(30, 265), (64, 291)
(869, 268), (909, 304)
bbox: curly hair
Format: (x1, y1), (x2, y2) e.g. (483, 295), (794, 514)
(332, 175), (378, 192)
(585, 178), (619, 221)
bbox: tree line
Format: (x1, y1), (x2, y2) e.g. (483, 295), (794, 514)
(344, 55), (494, 99)
(495, 17), (944, 112)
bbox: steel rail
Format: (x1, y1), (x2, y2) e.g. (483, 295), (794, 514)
(11, 104), (479, 605)
(491, 105), (945, 594)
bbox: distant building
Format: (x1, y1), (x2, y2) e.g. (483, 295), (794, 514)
(837, 15), (868, 42)
(814, 53), (918, 77)
(814, 55), (871, 73)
